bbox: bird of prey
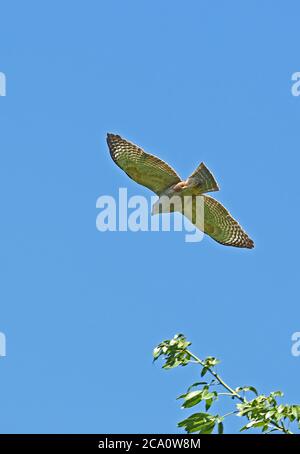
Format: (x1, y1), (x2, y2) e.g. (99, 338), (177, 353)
(106, 133), (254, 249)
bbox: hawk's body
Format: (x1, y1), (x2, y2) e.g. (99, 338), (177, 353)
(106, 133), (254, 249)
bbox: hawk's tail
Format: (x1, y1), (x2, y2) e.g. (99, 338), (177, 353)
(187, 162), (219, 194)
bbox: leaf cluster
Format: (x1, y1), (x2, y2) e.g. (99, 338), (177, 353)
(153, 334), (300, 434)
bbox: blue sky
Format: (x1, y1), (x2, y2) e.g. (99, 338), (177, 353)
(0, 0), (299, 434)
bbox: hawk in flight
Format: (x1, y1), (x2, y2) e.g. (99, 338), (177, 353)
(106, 133), (254, 249)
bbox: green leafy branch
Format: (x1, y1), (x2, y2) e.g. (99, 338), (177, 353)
(153, 334), (300, 434)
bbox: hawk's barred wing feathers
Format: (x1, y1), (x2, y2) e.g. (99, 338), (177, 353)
(203, 195), (254, 248)
(107, 134), (181, 196)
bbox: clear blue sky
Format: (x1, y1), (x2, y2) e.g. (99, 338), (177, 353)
(0, 0), (299, 434)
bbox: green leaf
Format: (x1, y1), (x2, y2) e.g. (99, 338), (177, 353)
(240, 420), (260, 431)
(252, 420), (266, 428)
(181, 390), (204, 408)
(178, 413), (216, 434)
(291, 405), (300, 420)
(199, 421), (215, 434)
(163, 360), (181, 369)
(203, 356), (220, 367)
(270, 391), (284, 398)
(265, 410), (275, 419)
(153, 347), (161, 360)
(202, 392), (215, 400)
(201, 367), (208, 377)
(205, 398), (213, 411)
(187, 382), (208, 392)
(235, 386), (258, 396)
(218, 421), (224, 434)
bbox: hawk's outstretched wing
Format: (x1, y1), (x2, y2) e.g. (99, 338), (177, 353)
(182, 194), (254, 249)
(107, 134), (181, 195)
(203, 195), (254, 248)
